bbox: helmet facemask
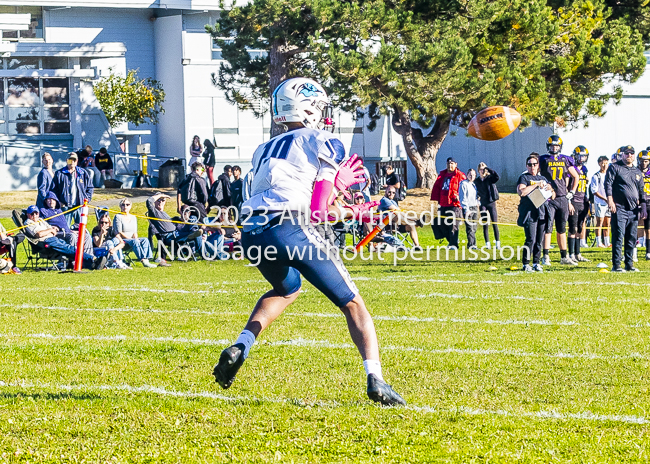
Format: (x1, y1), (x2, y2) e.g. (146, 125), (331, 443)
(548, 143), (561, 155)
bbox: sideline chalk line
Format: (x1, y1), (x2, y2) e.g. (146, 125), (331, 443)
(0, 303), (588, 327)
(1, 333), (647, 361)
(0, 379), (646, 425)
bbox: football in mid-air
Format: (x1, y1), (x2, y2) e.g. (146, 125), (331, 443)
(467, 106), (521, 141)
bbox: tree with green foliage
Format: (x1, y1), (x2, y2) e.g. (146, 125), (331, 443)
(94, 69), (165, 128)
(208, 0), (646, 188)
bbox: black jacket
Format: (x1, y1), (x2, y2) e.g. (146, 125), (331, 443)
(178, 172), (209, 205)
(475, 168), (500, 206)
(605, 161), (645, 211)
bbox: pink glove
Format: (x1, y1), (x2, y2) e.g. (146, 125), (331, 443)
(343, 200), (380, 221)
(334, 154), (366, 199)
(311, 179), (333, 223)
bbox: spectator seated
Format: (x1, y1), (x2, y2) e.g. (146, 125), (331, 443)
(0, 223), (24, 274)
(19, 206), (106, 270)
(376, 187), (421, 250)
(113, 199), (160, 268)
(146, 193), (202, 261)
(40, 192), (93, 256)
(91, 213), (131, 269)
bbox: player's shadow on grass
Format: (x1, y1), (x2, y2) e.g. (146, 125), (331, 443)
(0, 391), (103, 401)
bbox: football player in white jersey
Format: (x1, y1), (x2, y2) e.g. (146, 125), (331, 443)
(212, 78), (405, 406)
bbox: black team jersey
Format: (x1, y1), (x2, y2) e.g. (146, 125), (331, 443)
(539, 153), (575, 197)
(568, 165), (588, 203)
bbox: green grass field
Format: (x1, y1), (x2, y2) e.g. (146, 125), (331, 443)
(1, 208), (649, 462)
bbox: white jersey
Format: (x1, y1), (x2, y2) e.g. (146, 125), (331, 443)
(243, 127), (346, 214)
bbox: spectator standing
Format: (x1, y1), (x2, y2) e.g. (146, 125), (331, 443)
(75, 145), (92, 167)
(517, 154), (554, 272)
(80, 148), (102, 188)
(459, 169), (479, 249)
(242, 168), (254, 203)
(113, 199), (159, 268)
(95, 148), (114, 184)
(210, 165), (232, 210)
(589, 156), (611, 247)
(36, 152), (54, 209)
(177, 161), (209, 220)
(51, 153), (93, 226)
(475, 162), (501, 249)
(189, 136), (202, 167)
(384, 165), (406, 202)
(231, 166), (244, 214)
(605, 145), (646, 272)
(203, 139), (216, 186)
(430, 157), (466, 248)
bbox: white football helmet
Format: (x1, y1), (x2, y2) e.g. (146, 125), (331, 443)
(272, 77), (334, 131)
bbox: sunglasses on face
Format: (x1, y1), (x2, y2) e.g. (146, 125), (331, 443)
(527, 163), (538, 166)
(100, 221), (109, 224)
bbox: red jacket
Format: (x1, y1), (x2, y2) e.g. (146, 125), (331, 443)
(431, 169), (466, 207)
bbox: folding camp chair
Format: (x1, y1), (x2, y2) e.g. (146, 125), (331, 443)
(148, 218), (199, 262)
(11, 209), (69, 271)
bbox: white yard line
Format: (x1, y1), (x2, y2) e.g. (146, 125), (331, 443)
(0, 303), (586, 327)
(0, 333), (646, 361)
(0, 379), (646, 425)
(12, 286), (229, 294)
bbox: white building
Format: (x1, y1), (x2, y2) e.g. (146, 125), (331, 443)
(0, 1), (646, 192)
(0, 1), (412, 191)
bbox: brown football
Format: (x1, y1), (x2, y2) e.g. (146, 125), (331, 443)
(467, 106), (521, 141)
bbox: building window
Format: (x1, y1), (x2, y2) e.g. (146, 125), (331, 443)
(0, 7), (43, 41)
(1, 57), (69, 71)
(1, 77), (70, 135)
(212, 37), (267, 61)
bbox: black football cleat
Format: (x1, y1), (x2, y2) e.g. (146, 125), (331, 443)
(213, 343), (246, 389)
(367, 374), (406, 406)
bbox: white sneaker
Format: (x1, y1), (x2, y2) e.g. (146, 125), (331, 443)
(560, 257), (578, 265)
(141, 259), (157, 268)
(541, 256), (551, 266)
(569, 254), (577, 262)
(522, 264), (533, 272)
(575, 254), (590, 262)
(495, 241), (501, 250)
(532, 263), (544, 272)
(580, 240), (588, 248)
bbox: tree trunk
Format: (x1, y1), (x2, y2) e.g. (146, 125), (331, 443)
(268, 39), (298, 138)
(391, 107), (450, 190)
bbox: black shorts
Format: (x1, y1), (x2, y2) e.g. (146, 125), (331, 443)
(568, 200), (589, 235)
(644, 216), (650, 230)
(545, 196), (569, 234)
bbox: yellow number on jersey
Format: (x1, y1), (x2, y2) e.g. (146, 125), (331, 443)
(550, 166), (564, 180)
